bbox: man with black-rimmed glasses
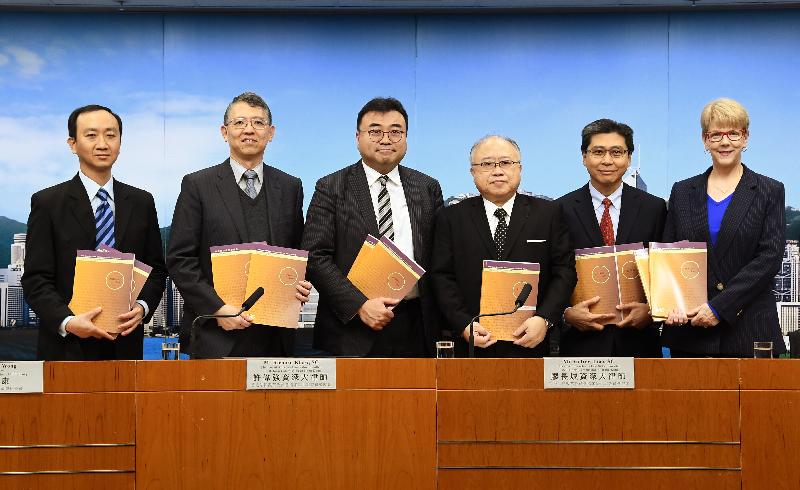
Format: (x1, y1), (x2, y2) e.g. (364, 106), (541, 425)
(303, 97), (443, 357)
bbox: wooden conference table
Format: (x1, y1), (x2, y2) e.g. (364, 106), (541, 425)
(1, 358), (799, 489)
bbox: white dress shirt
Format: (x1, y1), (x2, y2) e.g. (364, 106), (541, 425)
(362, 162), (418, 299)
(60, 171), (148, 337)
(482, 193), (517, 236)
(230, 158), (264, 196)
(589, 182), (623, 240)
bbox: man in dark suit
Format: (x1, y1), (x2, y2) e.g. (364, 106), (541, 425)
(430, 135), (576, 357)
(167, 92), (311, 359)
(303, 97), (443, 357)
(556, 119), (666, 357)
(22, 105), (167, 360)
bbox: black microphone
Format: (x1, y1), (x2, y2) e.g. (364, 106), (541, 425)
(190, 287), (266, 358)
(514, 283), (533, 308)
(468, 282), (532, 358)
(241, 287), (265, 311)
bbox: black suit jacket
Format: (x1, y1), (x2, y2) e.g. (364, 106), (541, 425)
(429, 194), (577, 357)
(302, 161), (443, 357)
(662, 165), (786, 357)
(556, 183), (666, 357)
(166, 160), (304, 359)
(21, 174), (167, 360)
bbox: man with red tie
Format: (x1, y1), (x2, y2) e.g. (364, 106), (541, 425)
(556, 119), (666, 357)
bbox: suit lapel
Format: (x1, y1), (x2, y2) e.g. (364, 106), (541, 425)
(349, 161), (380, 236)
(469, 197), (497, 257)
(713, 165), (757, 260)
(616, 183), (641, 245)
(573, 184), (604, 247)
(690, 168), (723, 280)
(67, 174), (96, 245)
(263, 165), (282, 244)
(398, 166), (425, 262)
(215, 160), (247, 242)
(501, 194), (530, 260)
(112, 179), (133, 247)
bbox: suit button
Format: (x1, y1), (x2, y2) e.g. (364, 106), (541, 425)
(716, 283), (724, 291)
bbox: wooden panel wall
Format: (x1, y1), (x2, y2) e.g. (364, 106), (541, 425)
(0, 362), (136, 489)
(436, 358), (742, 490)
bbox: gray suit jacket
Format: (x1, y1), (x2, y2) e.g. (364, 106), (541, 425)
(302, 161), (443, 356)
(166, 160), (304, 358)
(662, 165), (786, 357)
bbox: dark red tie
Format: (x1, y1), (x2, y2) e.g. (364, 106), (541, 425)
(600, 198), (615, 246)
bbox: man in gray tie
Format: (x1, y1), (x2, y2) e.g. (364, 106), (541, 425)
(22, 104), (167, 360)
(167, 92), (312, 358)
(303, 97), (444, 357)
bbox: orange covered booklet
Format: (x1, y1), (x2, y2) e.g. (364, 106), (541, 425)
(571, 243), (648, 324)
(480, 260), (539, 341)
(648, 242), (708, 321)
(69, 248), (135, 332)
(210, 242), (308, 329)
(346, 235), (425, 301)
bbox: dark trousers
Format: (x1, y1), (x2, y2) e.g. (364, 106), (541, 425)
(228, 325), (291, 357)
(366, 298), (426, 358)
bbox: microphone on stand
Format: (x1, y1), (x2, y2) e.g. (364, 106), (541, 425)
(190, 287), (265, 358)
(468, 283), (532, 358)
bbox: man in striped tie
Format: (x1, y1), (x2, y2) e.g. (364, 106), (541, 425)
(22, 105), (167, 360)
(303, 97), (444, 357)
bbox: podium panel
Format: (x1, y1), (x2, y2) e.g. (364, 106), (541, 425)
(135, 359), (437, 490)
(436, 359), (742, 490)
(0, 361), (136, 490)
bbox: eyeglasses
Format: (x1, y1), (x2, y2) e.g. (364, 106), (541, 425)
(704, 129), (746, 142)
(586, 147), (629, 160)
(360, 129), (406, 143)
(226, 117), (271, 131)
(471, 160), (520, 172)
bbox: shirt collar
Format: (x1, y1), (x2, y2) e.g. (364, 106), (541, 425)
(589, 182), (623, 210)
(79, 170), (114, 202)
(362, 161), (401, 186)
(230, 158), (264, 183)
(483, 193), (516, 217)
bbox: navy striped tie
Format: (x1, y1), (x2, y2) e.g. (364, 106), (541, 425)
(95, 188), (115, 248)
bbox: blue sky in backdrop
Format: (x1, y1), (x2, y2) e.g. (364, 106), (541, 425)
(1, 10), (798, 225)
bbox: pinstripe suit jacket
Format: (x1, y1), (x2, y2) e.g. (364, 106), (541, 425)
(302, 161), (443, 356)
(662, 165), (786, 357)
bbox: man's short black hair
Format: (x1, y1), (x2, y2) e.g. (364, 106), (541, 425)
(356, 97), (409, 130)
(581, 118), (634, 154)
(68, 105), (122, 139)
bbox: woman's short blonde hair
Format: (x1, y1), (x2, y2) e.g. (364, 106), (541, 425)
(700, 98), (750, 134)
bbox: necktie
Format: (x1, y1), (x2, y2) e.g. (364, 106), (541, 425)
(243, 169), (258, 199)
(600, 197), (615, 246)
(95, 188), (115, 248)
(377, 175), (394, 240)
(494, 207), (508, 259)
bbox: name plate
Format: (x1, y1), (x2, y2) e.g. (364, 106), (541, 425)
(544, 357), (634, 389)
(0, 361), (44, 394)
(246, 358), (336, 390)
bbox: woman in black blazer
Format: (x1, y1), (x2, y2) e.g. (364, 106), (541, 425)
(662, 98), (786, 358)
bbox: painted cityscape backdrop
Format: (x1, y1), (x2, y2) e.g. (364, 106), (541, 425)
(2, 10), (800, 353)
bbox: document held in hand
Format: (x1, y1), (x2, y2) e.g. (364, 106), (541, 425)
(69, 248), (135, 332)
(210, 242), (308, 328)
(95, 246), (153, 338)
(480, 260), (539, 341)
(346, 235), (425, 301)
(648, 242), (708, 321)
(571, 243), (648, 324)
